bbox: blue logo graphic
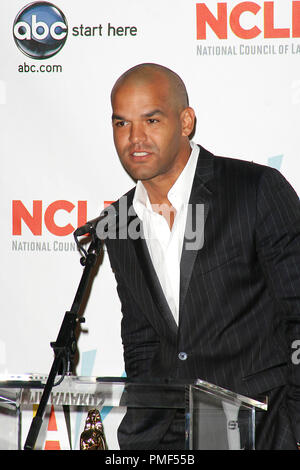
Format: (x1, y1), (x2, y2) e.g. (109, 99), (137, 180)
(268, 154), (283, 171)
(13, 2), (68, 60)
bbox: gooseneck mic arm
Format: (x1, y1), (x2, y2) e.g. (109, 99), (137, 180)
(24, 223), (103, 450)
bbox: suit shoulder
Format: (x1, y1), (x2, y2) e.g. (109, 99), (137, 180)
(211, 153), (298, 204)
(213, 153), (281, 183)
(214, 153), (266, 171)
(198, 145), (272, 180)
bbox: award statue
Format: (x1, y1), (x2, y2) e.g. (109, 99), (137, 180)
(80, 409), (108, 450)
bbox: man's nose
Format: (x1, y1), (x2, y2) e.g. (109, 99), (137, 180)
(129, 123), (146, 144)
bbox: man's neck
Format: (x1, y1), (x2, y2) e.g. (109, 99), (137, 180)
(142, 144), (192, 229)
(143, 142), (192, 206)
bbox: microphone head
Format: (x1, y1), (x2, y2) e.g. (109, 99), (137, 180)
(74, 222), (95, 237)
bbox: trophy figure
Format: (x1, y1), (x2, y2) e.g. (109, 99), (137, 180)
(80, 409), (108, 450)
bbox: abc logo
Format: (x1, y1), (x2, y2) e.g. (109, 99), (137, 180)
(13, 2), (68, 60)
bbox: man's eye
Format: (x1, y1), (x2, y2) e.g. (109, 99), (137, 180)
(147, 118), (159, 124)
(115, 121), (127, 127)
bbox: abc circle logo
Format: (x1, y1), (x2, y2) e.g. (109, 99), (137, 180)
(13, 2), (68, 60)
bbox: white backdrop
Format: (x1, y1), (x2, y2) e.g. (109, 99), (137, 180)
(0, 0), (299, 449)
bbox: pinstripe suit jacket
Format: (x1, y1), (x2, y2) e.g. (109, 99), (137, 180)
(105, 145), (300, 449)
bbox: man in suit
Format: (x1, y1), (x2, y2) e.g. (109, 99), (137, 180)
(104, 63), (300, 450)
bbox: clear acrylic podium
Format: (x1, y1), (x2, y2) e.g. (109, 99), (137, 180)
(0, 374), (267, 450)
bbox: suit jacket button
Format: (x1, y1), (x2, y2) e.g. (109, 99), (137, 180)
(178, 352), (188, 361)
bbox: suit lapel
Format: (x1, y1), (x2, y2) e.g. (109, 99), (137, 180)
(132, 230), (178, 336)
(179, 146), (214, 312)
(118, 191), (178, 336)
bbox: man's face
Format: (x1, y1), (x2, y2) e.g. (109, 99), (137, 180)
(111, 77), (192, 186)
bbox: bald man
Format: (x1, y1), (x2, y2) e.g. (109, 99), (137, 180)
(104, 63), (300, 450)
(110, 63), (195, 231)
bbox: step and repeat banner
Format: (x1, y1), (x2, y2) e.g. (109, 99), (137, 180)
(0, 0), (299, 449)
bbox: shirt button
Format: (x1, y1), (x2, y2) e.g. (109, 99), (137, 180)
(178, 352), (188, 361)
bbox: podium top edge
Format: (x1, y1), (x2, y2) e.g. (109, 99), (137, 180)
(194, 379), (268, 410)
(0, 374), (268, 410)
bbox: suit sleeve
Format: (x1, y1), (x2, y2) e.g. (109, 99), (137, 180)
(255, 166), (300, 442)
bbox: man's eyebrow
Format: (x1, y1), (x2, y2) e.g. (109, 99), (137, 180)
(112, 114), (125, 121)
(142, 109), (165, 118)
(111, 109), (165, 121)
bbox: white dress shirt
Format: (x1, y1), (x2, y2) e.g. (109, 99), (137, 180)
(133, 142), (200, 325)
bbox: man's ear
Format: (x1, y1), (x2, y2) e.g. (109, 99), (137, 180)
(181, 107), (196, 137)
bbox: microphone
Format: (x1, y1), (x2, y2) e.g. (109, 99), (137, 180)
(74, 217), (102, 237)
(74, 207), (118, 263)
(74, 207), (118, 238)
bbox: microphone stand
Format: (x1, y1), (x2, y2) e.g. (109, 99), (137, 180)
(24, 229), (102, 450)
